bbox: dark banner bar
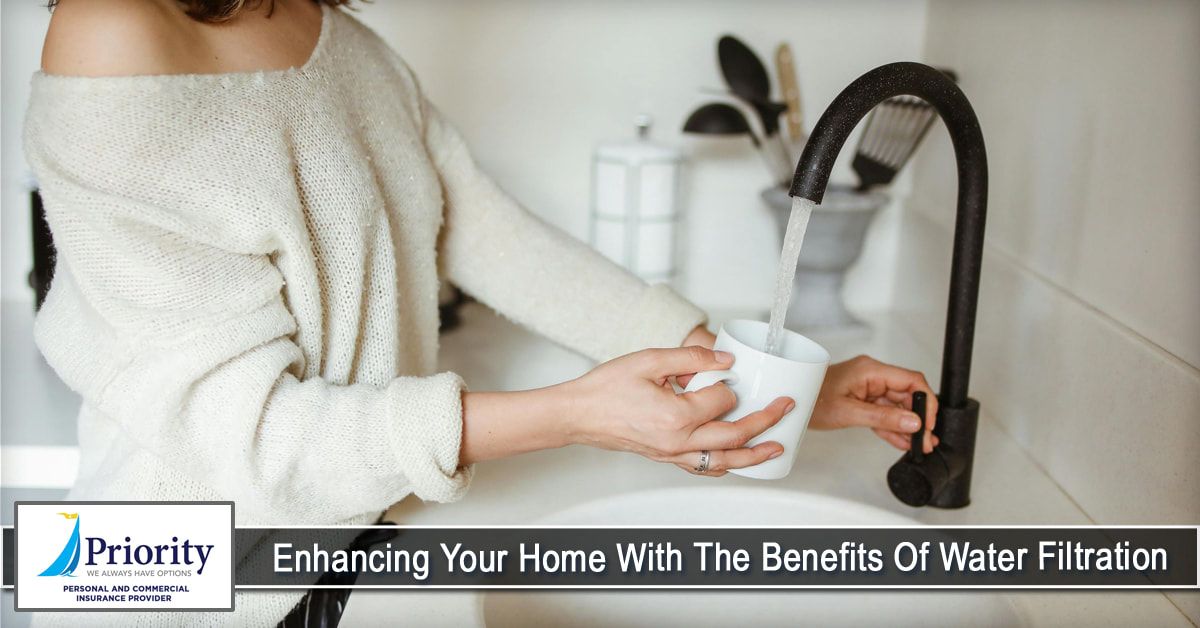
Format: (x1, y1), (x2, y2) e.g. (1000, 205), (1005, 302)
(5, 526), (1197, 588)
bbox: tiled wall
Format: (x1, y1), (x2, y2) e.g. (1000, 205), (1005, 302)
(899, 0), (1199, 618)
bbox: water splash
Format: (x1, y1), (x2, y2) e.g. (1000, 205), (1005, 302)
(763, 196), (815, 356)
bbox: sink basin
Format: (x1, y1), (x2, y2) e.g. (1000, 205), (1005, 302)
(481, 486), (1027, 627)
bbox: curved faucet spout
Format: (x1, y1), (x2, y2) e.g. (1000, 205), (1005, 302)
(788, 62), (988, 508)
(788, 61), (987, 409)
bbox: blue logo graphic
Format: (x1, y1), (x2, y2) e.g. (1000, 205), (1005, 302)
(38, 513), (81, 577)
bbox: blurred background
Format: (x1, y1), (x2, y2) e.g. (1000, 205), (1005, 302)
(1, 1), (1198, 624)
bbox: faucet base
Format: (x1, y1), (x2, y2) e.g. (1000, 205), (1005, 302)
(929, 399), (979, 508)
(887, 398), (980, 509)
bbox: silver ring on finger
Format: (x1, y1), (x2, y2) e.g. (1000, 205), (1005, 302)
(694, 450), (711, 474)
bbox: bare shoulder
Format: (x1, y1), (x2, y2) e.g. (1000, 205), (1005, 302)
(42, 0), (203, 77)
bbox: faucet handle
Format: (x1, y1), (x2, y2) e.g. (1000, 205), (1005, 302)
(910, 391), (927, 463)
(887, 390), (945, 508)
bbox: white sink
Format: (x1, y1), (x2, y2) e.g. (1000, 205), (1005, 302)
(480, 486), (1027, 627)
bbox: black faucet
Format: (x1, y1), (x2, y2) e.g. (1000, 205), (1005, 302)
(788, 62), (988, 508)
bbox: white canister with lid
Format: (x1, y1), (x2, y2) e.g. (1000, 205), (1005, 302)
(590, 116), (684, 285)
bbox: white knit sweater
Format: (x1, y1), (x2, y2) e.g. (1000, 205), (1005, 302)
(25, 5), (705, 626)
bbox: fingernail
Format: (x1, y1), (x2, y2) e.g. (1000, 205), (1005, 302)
(768, 448), (783, 459)
(715, 351), (734, 364)
(901, 416), (921, 432)
(783, 399), (796, 414)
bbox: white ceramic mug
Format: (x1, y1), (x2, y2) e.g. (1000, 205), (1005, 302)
(683, 319), (830, 480)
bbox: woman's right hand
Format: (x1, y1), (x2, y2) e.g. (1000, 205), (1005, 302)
(561, 346), (793, 476)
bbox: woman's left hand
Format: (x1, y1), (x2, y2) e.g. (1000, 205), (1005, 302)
(810, 355), (939, 453)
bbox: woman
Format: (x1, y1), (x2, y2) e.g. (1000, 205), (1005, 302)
(30, 0), (938, 625)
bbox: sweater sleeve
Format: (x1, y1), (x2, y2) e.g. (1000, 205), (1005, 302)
(25, 98), (470, 524)
(421, 101), (708, 363)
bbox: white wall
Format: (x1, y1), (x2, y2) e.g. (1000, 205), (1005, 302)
(350, 0), (927, 313)
(0, 0), (929, 312)
(900, 0), (1199, 579)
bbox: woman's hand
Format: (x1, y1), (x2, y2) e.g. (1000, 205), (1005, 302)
(459, 345), (791, 475)
(811, 355), (939, 453)
(563, 347), (792, 476)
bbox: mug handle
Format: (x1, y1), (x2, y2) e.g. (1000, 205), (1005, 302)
(684, 369), (740, 392)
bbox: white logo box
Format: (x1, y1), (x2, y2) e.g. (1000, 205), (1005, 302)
(15, 501), (234, 612)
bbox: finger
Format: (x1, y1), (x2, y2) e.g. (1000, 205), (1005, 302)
(836, 398), (923, 434)
(877, 391), (939, 453)
(677, 382), (738, 424)
(636, 346), (734, 381)
(923, 393), (939, 453)
(873, 428), (940, 452)
(685, 397), (792, 450)
(894, 383), (938, 454)
(855, 359), (936, 412)
(858, 360), (933, 402)
(708, 442), (784, 472)
(672, 441), (783, 475)
(676, 373), (695, 387)
(884, 367), (939, 452)
(879, 386), (937, 417)
(890, 387), (937, 454)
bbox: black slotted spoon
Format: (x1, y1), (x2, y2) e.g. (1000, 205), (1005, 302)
(852, 68), (958, 191)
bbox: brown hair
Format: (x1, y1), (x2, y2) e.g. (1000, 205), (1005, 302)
(48, 0), (355, 24)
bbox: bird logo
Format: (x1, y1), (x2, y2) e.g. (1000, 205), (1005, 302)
(38, 513), (82, 577)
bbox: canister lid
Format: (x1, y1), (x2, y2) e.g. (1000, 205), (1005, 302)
(595, 114), (682, 163)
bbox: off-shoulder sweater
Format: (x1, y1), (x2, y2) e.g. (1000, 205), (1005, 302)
(24, 5), (705, 625)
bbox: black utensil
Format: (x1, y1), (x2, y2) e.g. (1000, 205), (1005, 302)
(750, 100), (788, 137)
(852, 68), (958, 191)
(683, 102), (762, 146)
(683, 102), (791, 183)
(717, 35), (784, 136)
